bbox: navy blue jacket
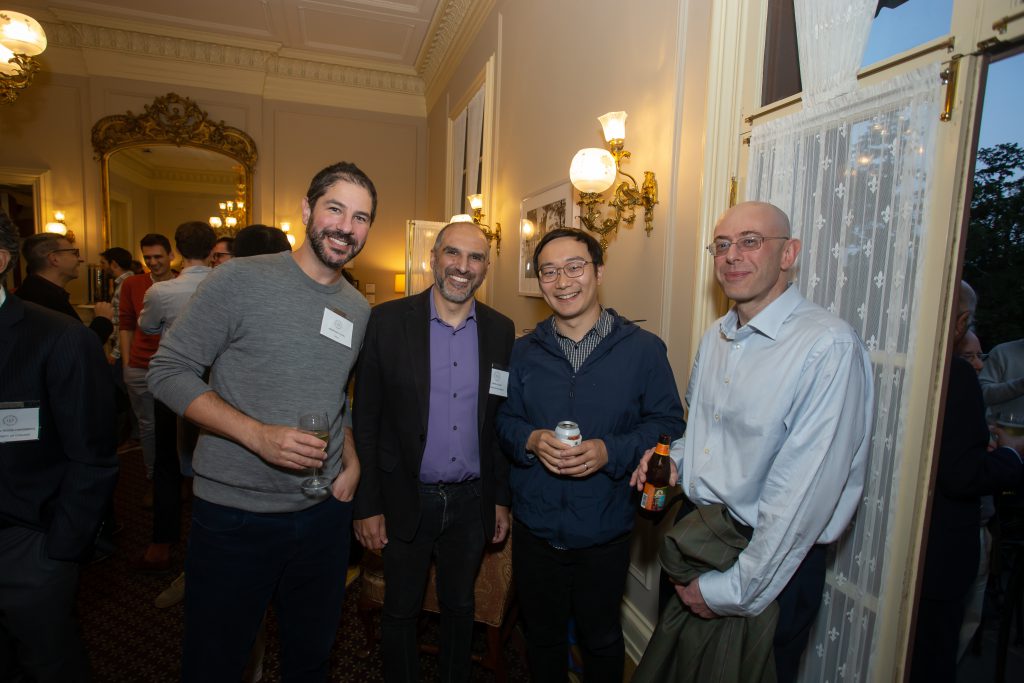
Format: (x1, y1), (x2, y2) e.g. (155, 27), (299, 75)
(496, 310), (684, 548)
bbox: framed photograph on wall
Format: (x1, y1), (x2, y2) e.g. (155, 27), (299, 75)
(518, 180), (579, 297)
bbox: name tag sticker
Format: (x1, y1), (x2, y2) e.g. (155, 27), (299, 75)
(489, 367), (509, 398)
(0, 401), (41, 443)
(320, 307), (354, 347)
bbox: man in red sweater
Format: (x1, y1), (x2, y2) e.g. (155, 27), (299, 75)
(119, 233), (175, 496)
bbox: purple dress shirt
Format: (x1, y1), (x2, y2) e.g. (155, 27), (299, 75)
(420, 291), (481, 483)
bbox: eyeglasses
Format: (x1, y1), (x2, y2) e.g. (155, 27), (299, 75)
(211, 252), (232, 261)
(707, 234), (789, 257)
(52, 248), (81, 257)
(538, 260), (593, 283)
(960, 352), (988, 362)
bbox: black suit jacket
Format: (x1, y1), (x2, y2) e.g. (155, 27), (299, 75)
(0, 293), (119, 561)
(921, 357), (1022, 600)
(353, 288), (515, 542)
(16, 273), (114, 345)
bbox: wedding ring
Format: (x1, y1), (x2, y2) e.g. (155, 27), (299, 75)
(584, 462), (589, 471)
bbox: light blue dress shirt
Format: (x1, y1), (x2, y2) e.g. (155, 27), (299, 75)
(671, 284), (874, 617)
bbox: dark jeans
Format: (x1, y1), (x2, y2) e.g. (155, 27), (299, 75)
(908, 596), (965, 683)
(512, 522), (631, 683)
(152, 400), (182, 544)
(182, 496), (352, 682)
(381, 479), (486, 683)
(0, 527), (88, 683)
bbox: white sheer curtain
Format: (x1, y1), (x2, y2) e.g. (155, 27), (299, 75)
(793, 0), (876, 107)
(447, 85), (485, 218)
(747, 61), (942, 680)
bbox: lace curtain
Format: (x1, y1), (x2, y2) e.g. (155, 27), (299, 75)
(794, 0), (876, 107)
(747, 62), (941, 680)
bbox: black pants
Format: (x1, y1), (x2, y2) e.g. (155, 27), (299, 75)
(0, 527), (88, 682)
(512, 522), (631, 683)
(381, 480), (486, 683)
(152, 399), (182, 544)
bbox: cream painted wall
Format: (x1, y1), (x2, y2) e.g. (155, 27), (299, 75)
(0, 73), (426, 309)
(424, 0), (715, 645)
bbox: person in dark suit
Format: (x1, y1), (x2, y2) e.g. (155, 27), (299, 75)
(0, 211), (119, 681)
(910, 280), (1023, 682)
(353, 221), (515, 682)
(16, 232), (115, 344)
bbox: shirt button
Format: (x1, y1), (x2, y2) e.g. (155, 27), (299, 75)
(734, 343), (741, 349)
(453, 392), (457, 398)
(714, 414), (720, 421)
(450, 457), (456, 462)
(724, 377), (730, 384)
(704, 448), (710, 454)
(452, 425), (458, 431)
(453, 361), (458, 367)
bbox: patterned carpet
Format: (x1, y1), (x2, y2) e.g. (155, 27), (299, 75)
(77, 446), (532, 682)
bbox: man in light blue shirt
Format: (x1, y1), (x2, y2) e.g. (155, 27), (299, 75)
(633, 201), (873, 682)
(136, 221), (216, 574)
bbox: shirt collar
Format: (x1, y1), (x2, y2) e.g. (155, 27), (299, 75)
(552, 307), (613, 343)
(429, 286), (476, 326)
(114, 271), (132, 285)
(0, 285), (6, 309)
(721, 283), (801, 341)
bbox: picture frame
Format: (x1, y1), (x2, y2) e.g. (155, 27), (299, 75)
(518, 180), (579, 297)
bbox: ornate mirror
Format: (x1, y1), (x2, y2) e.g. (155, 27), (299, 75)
(92, 93), (257, 252)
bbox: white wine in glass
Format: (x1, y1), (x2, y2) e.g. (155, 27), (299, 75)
(299, 412), (331, 495)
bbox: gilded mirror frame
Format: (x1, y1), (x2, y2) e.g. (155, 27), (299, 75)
(91, 92), (258, 246)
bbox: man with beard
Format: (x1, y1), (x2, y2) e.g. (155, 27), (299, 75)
(147, 162), (375, 681)
(353, 221), (514, 682)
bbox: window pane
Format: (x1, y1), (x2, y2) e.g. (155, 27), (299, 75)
(861, 0), (952, 67)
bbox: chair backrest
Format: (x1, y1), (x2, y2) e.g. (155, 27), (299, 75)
(422, 534), (513, 628)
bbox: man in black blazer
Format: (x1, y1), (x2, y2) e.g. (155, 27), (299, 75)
(0, 211), (119, 681)
(910, 280), (1023, 682)
(353, 221), (514, 682)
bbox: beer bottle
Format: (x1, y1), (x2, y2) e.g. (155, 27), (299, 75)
(640, 434), (672, 512)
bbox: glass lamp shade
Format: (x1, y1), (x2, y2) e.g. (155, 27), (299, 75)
(570, 148), (617, 194)
(520, 219), (536, 242)
(209, 216), (223, 229)
(450, 213), (473, 224)
(0, 43), (17, 75)
(44, 221), (66, 235)
(598, 111), (627, 142)
(0, 11), (47, 56)
(467, 194), (484, 211)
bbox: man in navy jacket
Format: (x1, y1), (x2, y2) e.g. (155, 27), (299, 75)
(0, 210), (118, 681)
(496, 228), (684, 683)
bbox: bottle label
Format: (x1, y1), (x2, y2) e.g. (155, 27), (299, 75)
(640, 484), (668, 511)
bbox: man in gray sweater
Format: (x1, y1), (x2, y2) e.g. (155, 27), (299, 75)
(148, 162), (376, 682)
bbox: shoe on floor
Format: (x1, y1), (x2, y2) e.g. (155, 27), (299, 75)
(155, 572), (186, 608)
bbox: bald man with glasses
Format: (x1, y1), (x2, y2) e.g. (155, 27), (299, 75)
(633, 201), (873, 682)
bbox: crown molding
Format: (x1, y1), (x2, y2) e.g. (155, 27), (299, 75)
(39, 15), (428, 113)
(419, 0), (495, 110)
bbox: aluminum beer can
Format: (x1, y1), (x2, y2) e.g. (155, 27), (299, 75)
(555, 421), (582, 447)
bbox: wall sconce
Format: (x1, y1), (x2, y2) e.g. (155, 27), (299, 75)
(394, 272), (406, 294)
(0, 10), (47, 106)
(466, 194), (501, 255)
(569, 111), (658, 251)
(44, 210), (75, 242)
(280, 222), (296, 248)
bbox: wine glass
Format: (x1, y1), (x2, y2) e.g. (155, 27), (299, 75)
(298, 412), (331, 495)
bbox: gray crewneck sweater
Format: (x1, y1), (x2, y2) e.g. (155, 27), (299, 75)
(147, 251), (370, 512)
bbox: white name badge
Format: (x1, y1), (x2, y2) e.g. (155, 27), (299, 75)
(320, 307), (354, 347)
(0, 402), (41, 443)
(489, 367), (509, 398)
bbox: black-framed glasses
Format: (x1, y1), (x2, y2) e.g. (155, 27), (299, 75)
(707, 234), (789, 257)
(538, 260), (593, 283)
(960, 352), (988, 362)
(52, 248), (81, 257)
